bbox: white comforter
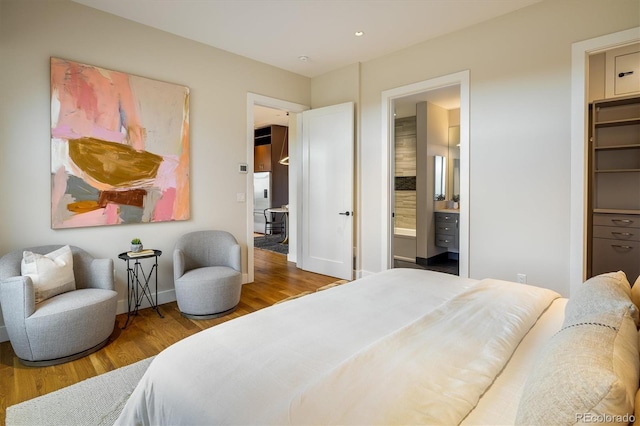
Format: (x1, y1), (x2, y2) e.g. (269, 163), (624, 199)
(116, 269), (559, 425)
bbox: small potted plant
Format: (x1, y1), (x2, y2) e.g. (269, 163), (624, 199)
(130, 238), (143, 253)
(452, 194), (460, 209)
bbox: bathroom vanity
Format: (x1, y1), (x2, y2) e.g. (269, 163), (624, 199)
(435, 210), (459, 250)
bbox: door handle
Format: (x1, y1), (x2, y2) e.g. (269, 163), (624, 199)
(611, 244), (633, 250)
(339, 211), (351, 216)
(612, 219), (633, 224)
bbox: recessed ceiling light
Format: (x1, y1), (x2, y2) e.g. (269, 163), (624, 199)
(355, 31), (364, 37)
(298, 55), (309, 61)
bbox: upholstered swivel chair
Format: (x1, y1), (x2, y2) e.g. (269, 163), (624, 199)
(173, 230), (242, 319)
(0, 245), (118, 366)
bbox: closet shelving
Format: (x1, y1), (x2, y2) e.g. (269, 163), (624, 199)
(589, 94), (640, 279)
(591, 96), (640, 214)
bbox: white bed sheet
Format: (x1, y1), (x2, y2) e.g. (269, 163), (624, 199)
(116, 268), (562, 425)
(462, 297), (567, 425)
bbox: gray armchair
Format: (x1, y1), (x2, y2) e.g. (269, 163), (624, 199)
(173, 230), (242, 319)
(0, 245), (117, 366)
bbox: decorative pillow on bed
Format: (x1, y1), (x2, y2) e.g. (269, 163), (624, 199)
(563, 270), (638, 327)
(21, 245), (76, 304)
(516, 272), (639, 425)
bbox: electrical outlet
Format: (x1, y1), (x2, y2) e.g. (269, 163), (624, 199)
(516, 273), (527, 284)
(236, 192), (246, 202)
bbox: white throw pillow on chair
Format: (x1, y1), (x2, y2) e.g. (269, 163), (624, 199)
(21, 245), (76, 304)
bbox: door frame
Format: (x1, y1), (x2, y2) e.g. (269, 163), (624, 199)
(569, 27), (640, 295)
(246, 93), (309, 283)
(381, 70), (470, 278)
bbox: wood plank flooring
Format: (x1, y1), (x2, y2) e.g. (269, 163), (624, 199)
(0, 249), (338, 423)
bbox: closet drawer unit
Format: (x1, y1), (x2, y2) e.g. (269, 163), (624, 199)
(593, 213), (640, 229)
(593, 225), (640, 242)
(591, 238), (640, 279)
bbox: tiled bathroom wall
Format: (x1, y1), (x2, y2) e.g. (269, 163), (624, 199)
(394, 116), (416, 230)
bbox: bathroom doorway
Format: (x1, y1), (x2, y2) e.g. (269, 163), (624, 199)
(392, 87), (460, 275)
(381, 71), (470, 278)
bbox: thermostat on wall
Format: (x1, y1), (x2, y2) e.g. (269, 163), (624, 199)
(238, 163), (248, 174)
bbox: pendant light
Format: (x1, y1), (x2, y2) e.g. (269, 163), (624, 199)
(278, 127), (289, 166)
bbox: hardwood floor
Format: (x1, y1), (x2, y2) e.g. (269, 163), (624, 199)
(0, 249), (338, 423)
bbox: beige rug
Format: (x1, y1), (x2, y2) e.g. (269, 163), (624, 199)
(6, 357), (153, 426)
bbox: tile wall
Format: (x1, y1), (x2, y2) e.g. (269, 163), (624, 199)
(394, 116), (417, 230)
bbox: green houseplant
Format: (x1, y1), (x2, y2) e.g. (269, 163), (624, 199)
(130, 238), (143, 253)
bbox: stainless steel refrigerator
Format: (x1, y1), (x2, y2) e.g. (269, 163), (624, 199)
(253, 172), (271, 233)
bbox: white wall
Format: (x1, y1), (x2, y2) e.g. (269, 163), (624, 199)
(354, 0), (639, 295)
(0, 0), (310, 339)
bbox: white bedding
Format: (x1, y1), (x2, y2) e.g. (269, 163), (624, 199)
(116, 269), (563, 425)
(462, 298), (567, 425)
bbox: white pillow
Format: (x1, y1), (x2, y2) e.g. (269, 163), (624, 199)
(21, 245), (76, 303)
(516, 272), (640, 425)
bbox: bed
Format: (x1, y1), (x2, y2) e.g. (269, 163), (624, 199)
(116, 268), (640, 425)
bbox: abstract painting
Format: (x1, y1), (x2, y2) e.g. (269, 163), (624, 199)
(50, 58), (190, 228)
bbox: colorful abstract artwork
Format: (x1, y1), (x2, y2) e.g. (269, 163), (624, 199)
(50, 58), (190, 229)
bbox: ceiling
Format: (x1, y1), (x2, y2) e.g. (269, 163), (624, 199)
(72, 0), (541, 79)
(73, 0), (541, 125)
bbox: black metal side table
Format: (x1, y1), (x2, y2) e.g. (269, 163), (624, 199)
(118, 249), (164, 329)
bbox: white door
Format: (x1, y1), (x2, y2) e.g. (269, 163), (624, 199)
(299, 102), (354, 280)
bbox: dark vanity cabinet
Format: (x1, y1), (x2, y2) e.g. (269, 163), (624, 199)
(435, 212), (459, 250)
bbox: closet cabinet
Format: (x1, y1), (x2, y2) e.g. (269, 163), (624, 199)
(589, 95), (640, 280)
(605, 43), (640, 99)
(254, 144), (271, 171)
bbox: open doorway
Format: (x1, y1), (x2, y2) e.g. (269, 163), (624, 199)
(252, 105), (290, 256)
(246, 94), (308, 284)
(569, 27), (640, 293)
(381, 71), (470, 278)
(391, 86), (461, 275)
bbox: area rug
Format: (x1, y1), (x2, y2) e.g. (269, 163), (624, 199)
(6, 357), (153, 426)
(254, 234), (288, 255)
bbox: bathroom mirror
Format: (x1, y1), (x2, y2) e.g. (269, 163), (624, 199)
(448, 126), (460, 201)
(434, 155), (446, 201)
